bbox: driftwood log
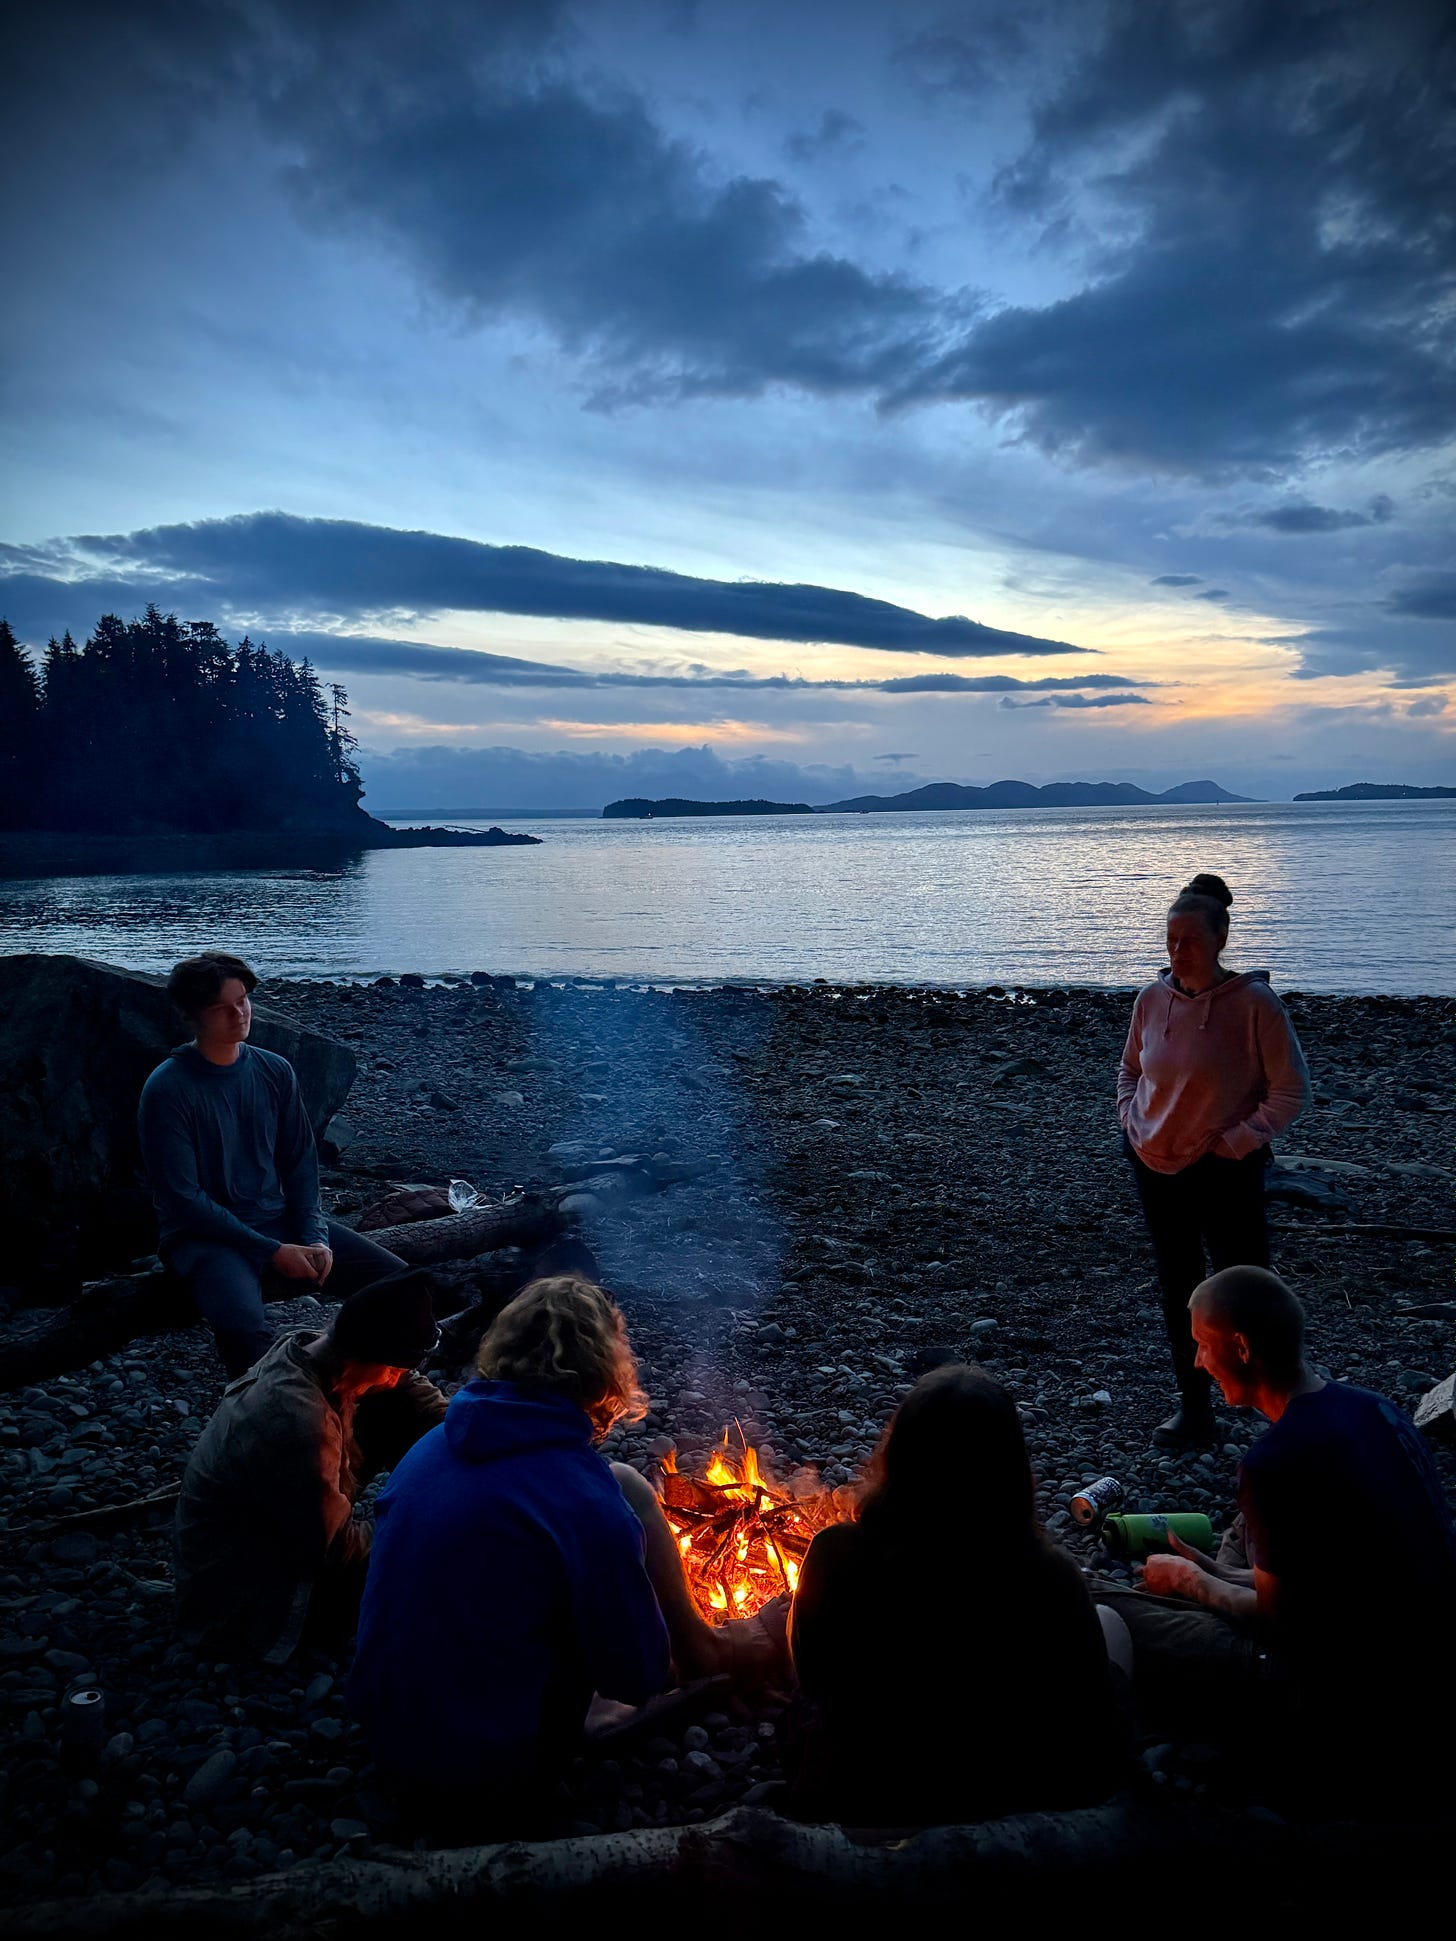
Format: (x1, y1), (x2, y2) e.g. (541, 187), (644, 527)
(1268, 1221), (1456, 1242)
(5, 1800), (1448, 1936)
(359, 1195), (564, 1265)
(0, 1199), (566, 1394)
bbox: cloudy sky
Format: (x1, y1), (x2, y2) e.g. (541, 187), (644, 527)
(3, 0), (1453, 811)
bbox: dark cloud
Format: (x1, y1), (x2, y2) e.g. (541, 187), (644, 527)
(784, 109), (865, 164)
(1406, 694), (1448, 717)
(6, 513), (1095, 660)
(1273, 617), (1456, 685)
(997, 691), (1153, 709)
(892, 11), (1031, 97)
(1195, 588), (1231, 602)
(892, 1), (1456, 474)
(277, 62), (946, 407)
(1151, 574), (1202, 587)
(10, 2), (1450, 476)
(1385, 571), (1456, 620)
(1236, 495), (1396, 533)
(874, 751), (918, 762)
(272, 634), (1140, 693)
(872, 671), (1135, 692)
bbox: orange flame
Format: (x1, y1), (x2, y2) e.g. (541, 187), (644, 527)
(658, 1427), (834, 1623)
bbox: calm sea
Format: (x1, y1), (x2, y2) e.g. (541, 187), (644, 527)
(1, 801), (1451, 994)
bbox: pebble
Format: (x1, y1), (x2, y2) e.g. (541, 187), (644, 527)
(183, 1750), (238, 1809)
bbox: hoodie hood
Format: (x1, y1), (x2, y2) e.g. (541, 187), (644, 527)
(443, 1379), (595, 1466)
(1156, 966), (1271, 1034)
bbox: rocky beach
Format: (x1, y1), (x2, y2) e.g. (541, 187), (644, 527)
(2, 975), (1454, 1920)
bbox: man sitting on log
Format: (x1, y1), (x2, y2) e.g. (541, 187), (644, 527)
(1099, 1265), (1456, 1815)
(138, 951), (405, 1377)
(175, 1266), (447, 1664)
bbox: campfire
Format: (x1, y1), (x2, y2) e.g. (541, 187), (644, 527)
(658, 1429), (838, 1623)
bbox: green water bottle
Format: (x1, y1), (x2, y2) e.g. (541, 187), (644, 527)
(1102, 1512), (1214, 1559)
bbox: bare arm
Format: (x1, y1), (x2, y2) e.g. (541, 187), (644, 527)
(1140, 1551), (1258, 1620)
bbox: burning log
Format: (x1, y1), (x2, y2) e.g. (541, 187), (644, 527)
(660, 1430), (839, 1622)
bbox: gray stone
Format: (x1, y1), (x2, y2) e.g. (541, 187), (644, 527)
(50, 1533), (100, 1565)
(182, 1750), (237, 1809)
(1414, 1372), (1456, 1441)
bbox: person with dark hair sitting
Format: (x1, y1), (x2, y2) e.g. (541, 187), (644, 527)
(788, 1363), (1132, 1827)
(175, 1267), (447, 1664)
(348, 1275), (775, 1837)
(138, 951), (406, 1377)
(1119, 874), (1311, 1447)
(1098, 1266), (1456, 1814)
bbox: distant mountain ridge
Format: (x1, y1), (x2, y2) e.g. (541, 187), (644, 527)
(603, 796), (814, 818)
(822, 778), (1252, 812)
(1293, 782), (1456, 801)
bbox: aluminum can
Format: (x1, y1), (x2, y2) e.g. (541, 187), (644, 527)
(60, 1686), (105, 1766)
(1069, 1476), (1125, 1527)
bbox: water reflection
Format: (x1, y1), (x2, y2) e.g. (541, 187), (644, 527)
(1, 802), (1451, 994)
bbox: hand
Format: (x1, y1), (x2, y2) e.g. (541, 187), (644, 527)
(1166, 1528), (1218, 1572)
(303, 1245), (334, 1283)
(1139, 1553), (1209, 1602)
(271, 1243), (324, 1282)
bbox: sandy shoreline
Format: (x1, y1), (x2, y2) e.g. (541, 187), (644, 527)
(1, 976), (1453, 1904)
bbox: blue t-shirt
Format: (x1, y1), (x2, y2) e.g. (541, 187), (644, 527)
(1238, 1381), (1456, 1691)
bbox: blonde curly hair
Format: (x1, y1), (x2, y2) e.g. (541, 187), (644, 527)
(475, 1276), (647, 1438)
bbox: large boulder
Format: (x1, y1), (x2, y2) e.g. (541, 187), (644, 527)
(0, 955), (356, 1295)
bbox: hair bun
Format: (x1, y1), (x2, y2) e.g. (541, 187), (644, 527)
(1183, 872), (1233, 908)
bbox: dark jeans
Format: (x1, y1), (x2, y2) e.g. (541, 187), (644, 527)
(168, 1217), (406, 1378)
(1123, 1134), (1270, 1407)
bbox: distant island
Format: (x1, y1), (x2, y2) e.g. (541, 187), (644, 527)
(821, 778), (1252, 812)
(0, 609), (539, 876)
(603, 797), (815, 818)
(1293, 782), (1456, 801)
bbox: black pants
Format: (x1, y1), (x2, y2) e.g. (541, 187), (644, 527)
(1123, 1134), (1270, 1406)
(170, 1217), (406, 1378)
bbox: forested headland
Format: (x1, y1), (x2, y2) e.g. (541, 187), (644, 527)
(0, 607), (363, 834)
(0, 608), (538, 869)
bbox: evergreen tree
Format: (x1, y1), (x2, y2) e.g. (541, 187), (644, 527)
(0, 620), (42, 829)
(16, 609), (365, 834)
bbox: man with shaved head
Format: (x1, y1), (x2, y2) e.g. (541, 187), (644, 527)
(1101, 1266), (1456, 1813)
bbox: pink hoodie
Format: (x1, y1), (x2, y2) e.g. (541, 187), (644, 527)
(1117, 969), (1311, 1175)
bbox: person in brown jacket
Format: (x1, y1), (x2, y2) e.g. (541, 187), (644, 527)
(175, 1268), (447, 1663)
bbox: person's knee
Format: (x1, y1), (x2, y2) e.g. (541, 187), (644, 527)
(182, 1251), (267, 1332)
(610, 1461), (661, 1524)
(1096, 1604), (1135, 1680)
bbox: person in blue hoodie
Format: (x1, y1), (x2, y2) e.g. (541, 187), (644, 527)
(348, 1274), (762, 1835)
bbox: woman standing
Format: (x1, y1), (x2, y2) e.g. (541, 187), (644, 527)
(1118, 874), (1310, 1448)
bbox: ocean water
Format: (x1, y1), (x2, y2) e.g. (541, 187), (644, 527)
(0, 800), (1451, 994)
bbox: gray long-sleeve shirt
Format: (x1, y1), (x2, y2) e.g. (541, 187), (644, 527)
(137, 1043), (328, 1264)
